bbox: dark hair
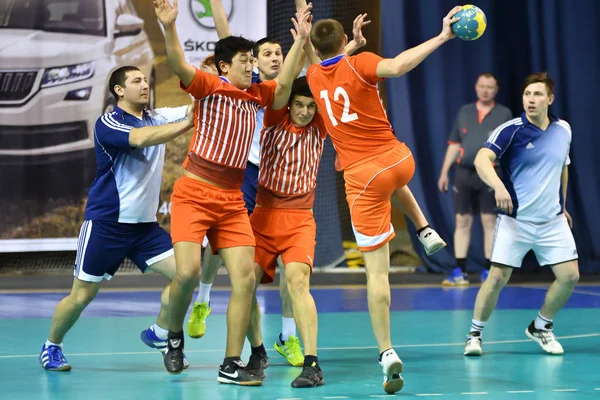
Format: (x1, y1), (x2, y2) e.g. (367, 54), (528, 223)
(288, 76), (313, 105)
(521, 72), (555, 96)
(477, 72), (499, 86)
(214, 35), (256, 75)
(253, 37), (281, 59)
(109, 66), (140, 101)
(310, 19), (345, 59)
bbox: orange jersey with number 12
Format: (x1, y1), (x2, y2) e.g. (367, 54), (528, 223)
(306, 52), (399, 170)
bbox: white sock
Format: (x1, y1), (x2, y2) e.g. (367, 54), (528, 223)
(535, 312), (553, 331)
(470, 319), (486, 336)
(281, 317), (296, 341)
(196, 282), (212, 304)
(45, 340), (62, 348)
(152, 323), (168, 340)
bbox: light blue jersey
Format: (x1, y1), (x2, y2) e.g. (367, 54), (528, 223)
(483, 113), (571, 223)
(85, 106), (188, 223)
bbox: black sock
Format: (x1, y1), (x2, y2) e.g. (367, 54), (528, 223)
(223, 356), (241, 368)
(304, 355), (320, 369)
(379, 347), (393, 362)
(485, 259), (491, 270)
(251, 343), (266, 356)
(416, 225), (430, 236)
(456, 258), (467, 273)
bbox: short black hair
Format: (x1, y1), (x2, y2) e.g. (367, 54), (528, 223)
(109, 66), (140, 101)
(477, 72), (499, 86)
(214, 36), (256, 75)
(289, 76), (313, 105)
(253, 37), (281, 59)
(522, 72), (555, 96)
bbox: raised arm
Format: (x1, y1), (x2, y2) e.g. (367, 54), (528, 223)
(271, 5), (312, 110)
(344, 13), (370, 55)
(376, 6), (461, 78)
(210, 0), (232, 39)
(155, 0), (196, 87)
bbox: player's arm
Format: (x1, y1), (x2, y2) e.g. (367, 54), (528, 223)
(474, 148), (513, 214)
(155, 0), (196, 88)
(129, 103), (195, 148)
(344, 13), (370, 55)
(271, 5), (312, 110)
(438, 143), (461, 192)
(210, 0), (232, 39)
(561, 164), (573, 228)
(376, 6), (461, 78)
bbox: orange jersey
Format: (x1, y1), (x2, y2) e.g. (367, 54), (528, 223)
(180, 68), (276, 187)
(256, 106), (327, 209)
(306, 52), (399, 170)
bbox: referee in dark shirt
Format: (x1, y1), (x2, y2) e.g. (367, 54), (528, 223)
(438, 73), (513, 286)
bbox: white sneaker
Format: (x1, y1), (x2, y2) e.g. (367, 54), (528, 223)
(464, 334), (483, 356)
(379, 349), (404, 394)
(525, 321), (564, 355)
(418, 227), (447, 256)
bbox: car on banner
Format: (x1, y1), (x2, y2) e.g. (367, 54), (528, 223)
(0, 0), (155, 171)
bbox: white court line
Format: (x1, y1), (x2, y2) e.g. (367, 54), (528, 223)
(461, 392), (487, 395)
(595, 388), (600, 391)
(552, 389), (577, 392)
(1, 333), (599, 359)
(523, 286), (600, 297)
(415, 394), (444, 397)
(506, 391), (534, 393)
(323, 397), (350, 399)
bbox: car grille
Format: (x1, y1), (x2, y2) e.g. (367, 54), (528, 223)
(0, 122), (88, 150)
(0, 71), (38, 101)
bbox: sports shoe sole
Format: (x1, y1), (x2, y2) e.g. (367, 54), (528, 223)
(425, 241), (447, 256)
(464, 346), (483, 356)
(383, 360), (404, 394)
(217, 376), (263, 386)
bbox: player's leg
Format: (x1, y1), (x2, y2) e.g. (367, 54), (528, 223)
(443, 166), (474, 285)
(275, 258), (304, 367)
(41, 220), (122, 371)
(391, 186), (446, 256)
(464, 215), (530, 356)
(188, 239), (219, 339)
(525, 214), (579, 354)
(285, 261), (323, 388)
(478, 169), (499, 283)
(245, 263), (271, 380)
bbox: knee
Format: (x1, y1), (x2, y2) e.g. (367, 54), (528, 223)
(456, 214), (474, 230)
(71, 289), (96, 308)
(175, 263), (201, 286)
(558, 268), (579, 287)
(286, 271), (309, 296)
(366, 273), (391, 304)
(232, 263), (257, 293)
(481, 214), (497, 231)
(485, 268), (510, 291)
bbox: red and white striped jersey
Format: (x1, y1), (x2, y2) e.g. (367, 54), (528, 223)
(257, 107), (327, 209)
(180, 68), (276, 188)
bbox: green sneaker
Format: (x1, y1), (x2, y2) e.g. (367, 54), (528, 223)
(274, 335), (304, 367)
(187, 301), (211, 338)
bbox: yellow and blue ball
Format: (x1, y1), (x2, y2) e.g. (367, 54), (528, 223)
(452, 5), (487, 41)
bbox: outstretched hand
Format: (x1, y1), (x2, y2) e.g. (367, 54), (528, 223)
(352, 13), (371, 48)
(154, 0), (179, 27)
(291, 3), (313, 41)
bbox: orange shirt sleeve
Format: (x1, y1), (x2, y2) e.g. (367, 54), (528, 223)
(314, 113), (328, 139)
(264, 104), (289, 128)
(179, 67), (221, 99)
(350, 52), (384, 85)
(257, 80), (278, 108)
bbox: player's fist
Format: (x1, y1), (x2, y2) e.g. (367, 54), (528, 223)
(494, 185), (513, 215)
(438, 174), (449, 193)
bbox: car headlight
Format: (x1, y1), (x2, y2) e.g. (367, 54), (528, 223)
(41, 62), (95, 88)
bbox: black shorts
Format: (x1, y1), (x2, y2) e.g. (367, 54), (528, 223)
(453, 166), (498, 215)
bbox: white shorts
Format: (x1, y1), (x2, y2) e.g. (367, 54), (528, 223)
(202, 236), (209, 248)
(490, 214), (578, 268)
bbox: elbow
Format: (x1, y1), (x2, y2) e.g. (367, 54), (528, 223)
(473, 152), (486, 172)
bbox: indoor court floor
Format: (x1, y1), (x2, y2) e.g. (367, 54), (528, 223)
(1, 284), (600, 400)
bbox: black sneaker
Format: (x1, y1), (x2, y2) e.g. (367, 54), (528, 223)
(164, 337), (184, 374)
(291, 364), (324, 388)
(217, 359), (263, 386)
(246, 352), (269, 380)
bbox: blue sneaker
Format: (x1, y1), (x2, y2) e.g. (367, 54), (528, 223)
(39, 344), (71, 371)
(442, 267), (469, 286)
(480, 269), (489, 283)
(141, 327), (189, 369)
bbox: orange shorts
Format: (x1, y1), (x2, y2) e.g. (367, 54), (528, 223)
(170, 175), (254, 252)
(249, 207), (316, 284)
(344, 142), (415, 252)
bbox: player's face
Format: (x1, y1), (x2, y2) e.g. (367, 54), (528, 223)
(522, 82), (554, 119)
(220, 51), (254, 89)
(255, 43), (283, 80)
(117, 70), (150, 106)
(289, 95), (317, 127)
(475, 76), (498, 103)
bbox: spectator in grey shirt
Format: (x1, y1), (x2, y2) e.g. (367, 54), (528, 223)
(437, 73), (513, 286)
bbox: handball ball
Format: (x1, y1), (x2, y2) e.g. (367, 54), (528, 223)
(452, 5), (487, 41)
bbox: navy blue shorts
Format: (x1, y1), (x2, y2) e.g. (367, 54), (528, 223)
(242, 161), (259, 215)
(74, 220), (173, 282)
